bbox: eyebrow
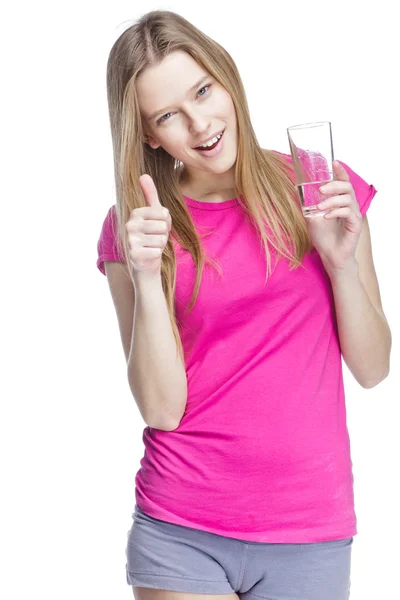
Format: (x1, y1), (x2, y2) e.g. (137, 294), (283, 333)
(147, 75), (210, 122)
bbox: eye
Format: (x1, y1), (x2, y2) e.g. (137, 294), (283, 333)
(157, 112), (173, 125)
(156, 84), (213, 125)
(197, 84), (212, 97)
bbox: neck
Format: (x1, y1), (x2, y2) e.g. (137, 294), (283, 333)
(178, 167), (237, 202)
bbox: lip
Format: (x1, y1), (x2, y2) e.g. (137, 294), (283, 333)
(192, 128), (225, 149)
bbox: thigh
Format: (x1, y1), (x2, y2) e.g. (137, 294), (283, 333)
(240, 537), (353, 600)
(125, 507), (239, 594)
(133, 591), (239, 600)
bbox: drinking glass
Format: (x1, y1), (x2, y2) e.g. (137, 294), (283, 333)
(287, 121), (335, 218)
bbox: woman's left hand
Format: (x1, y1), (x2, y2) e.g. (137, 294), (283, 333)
(305, 160), (363, 274)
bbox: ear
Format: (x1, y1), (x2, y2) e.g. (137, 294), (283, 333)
(145, 136), (162, 150)
(143, 126), (161, 150)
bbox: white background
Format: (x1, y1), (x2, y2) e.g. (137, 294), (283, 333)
(1, 1), (398, 599)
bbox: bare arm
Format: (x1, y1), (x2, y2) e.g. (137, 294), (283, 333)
(128, 272), (188, 430)
(327, 216), (391, 388)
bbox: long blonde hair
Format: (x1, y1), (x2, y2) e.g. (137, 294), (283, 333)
(106, 9), (313, 365)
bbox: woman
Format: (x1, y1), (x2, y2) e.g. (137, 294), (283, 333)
(96, 10), (391, 600)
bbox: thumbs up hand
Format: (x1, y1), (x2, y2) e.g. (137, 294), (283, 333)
(126, 174), (172, 280)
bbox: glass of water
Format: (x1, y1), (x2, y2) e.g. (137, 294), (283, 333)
(287, 121), (335, 218)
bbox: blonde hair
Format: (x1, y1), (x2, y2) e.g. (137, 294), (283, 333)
(106, 9), (313, 365)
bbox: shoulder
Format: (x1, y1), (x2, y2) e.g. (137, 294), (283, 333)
(97, 204), (125, 275)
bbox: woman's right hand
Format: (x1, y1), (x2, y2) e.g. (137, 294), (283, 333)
(126, 174), (172, 280)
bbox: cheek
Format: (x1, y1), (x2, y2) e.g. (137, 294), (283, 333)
(217, 92), (236, 123)
(162, 134), (189, 158)
(167, 134), (186, 149)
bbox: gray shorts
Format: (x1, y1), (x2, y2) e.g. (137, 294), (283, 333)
(125, 505), (353, 600)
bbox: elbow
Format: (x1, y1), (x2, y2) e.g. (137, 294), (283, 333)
(127, 374), (186, 432)
(147, 416), (182, 432)
(161, 419), (181, 432)
(145, 397), (187, 432)
(361, 367), (390, 389)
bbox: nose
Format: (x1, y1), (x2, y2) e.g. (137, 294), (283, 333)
(188, 112), (211, 137)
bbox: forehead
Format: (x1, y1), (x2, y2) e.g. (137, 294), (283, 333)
(136, 51), (209, 119)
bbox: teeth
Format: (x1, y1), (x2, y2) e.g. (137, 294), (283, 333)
(198, 131), (223, 148)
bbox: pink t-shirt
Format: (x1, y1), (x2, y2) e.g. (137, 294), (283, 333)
(97, 152), (377, 543)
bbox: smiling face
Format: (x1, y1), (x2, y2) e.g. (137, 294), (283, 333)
(136, 50), (238, 197)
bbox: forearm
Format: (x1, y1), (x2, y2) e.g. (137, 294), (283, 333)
(128, 273), (187, 430)
(328, 259), (391, 388)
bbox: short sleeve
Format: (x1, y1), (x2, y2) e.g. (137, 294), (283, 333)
(336, 159), (378, 217)
(273, 151), (378, 218)
(96, 205), (126, 275)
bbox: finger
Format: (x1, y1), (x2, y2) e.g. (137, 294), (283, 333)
(332, 160), (350, 181)
(324, 207), (354, 219)
(318, 194), (353, 210)
(319, 181), (353, 195)
(139, 174), (162, 209)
